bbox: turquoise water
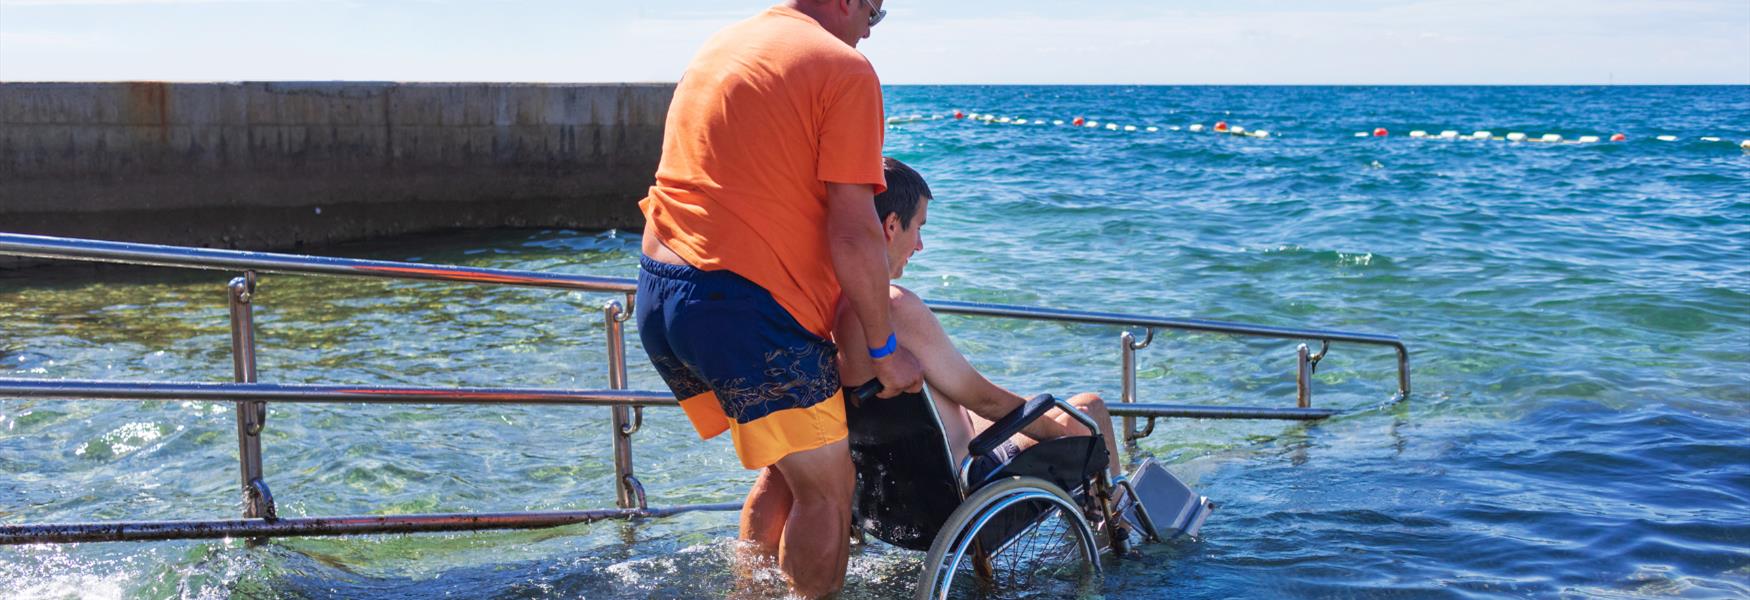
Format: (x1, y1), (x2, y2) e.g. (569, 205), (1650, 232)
(3, 85), (1748, 598)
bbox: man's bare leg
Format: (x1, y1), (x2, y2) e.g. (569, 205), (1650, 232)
(772, 439), (855, 599)
(1058, 393), (1123, 479)
(740, 466), (792, 560)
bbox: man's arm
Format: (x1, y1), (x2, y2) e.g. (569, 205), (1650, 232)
(825, 182), (922, 398)
(885, 287), (1086, 441)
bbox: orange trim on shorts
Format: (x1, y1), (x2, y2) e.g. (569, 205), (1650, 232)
(729, 389), (847, 469)
(679, 391), (729, 439)
(677, 389), (848, 470)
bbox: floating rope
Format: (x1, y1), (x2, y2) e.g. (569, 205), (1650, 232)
(884, 111), (1748, 150)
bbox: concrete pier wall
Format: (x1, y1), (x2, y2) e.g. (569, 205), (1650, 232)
(0, 82), (673, 258)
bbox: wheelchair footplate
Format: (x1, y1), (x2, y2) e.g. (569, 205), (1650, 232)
(1120, 458), (1215, 541)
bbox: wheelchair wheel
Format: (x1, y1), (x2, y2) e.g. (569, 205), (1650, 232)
(915, 476), (1102, 600)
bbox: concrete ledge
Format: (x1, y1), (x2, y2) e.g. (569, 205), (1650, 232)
(1, 82), (673, 261)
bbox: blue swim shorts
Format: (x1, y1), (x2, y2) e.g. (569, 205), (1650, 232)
(635, 256), (846, 469)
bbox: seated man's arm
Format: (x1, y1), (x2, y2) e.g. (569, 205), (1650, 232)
(881, 287), (1088, 441)
(826, 182), (923, 398)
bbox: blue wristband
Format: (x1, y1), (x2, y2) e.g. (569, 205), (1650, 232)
(868, 333), (898, 360)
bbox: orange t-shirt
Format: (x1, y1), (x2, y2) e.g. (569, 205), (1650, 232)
(639, 6), (886, 338)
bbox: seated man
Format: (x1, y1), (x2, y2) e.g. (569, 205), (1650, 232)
(835, 157), (1122, 481)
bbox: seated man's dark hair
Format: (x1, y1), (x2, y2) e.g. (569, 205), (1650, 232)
(875, 157), (931, 228)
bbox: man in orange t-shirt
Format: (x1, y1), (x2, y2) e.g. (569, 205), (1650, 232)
(633, 1), (920, 597)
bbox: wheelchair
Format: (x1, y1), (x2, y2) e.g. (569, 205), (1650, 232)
(846, 381), (1166, 600)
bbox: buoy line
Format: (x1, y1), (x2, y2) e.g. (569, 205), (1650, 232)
(885, 111), (1748, 151)
(1359, 128), (1747, 148)
(886, 111), (1275, 139)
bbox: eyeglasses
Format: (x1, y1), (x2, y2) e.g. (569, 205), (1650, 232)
(860, 0), (886, 27)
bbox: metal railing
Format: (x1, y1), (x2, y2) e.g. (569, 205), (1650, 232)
(0, 233), (1409, 545)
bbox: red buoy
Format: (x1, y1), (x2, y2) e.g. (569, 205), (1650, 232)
(1610, 133), (1626, 142)
(953, 110), (965, 120)
(1214, 121), (1229, 132)
(1072, 116), (1085, 126)
(1373, 127), (1389, 137)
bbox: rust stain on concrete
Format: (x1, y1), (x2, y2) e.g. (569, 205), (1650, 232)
(125, 81), (171, 144)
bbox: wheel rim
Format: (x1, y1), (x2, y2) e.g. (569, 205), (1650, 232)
(929, 489), (1100, 600)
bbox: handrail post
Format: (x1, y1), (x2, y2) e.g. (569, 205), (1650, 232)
(1120, 331), (1138, 445)
(1295, 343), (1312, 409)
(1119, 328), (1155, 456)
(1396, 344), (1412, 399)
(604, 299), (644, 510)
(228, 272), (275, 520)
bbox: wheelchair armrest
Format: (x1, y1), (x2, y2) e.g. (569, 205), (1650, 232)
(968, 393), (1057, 457)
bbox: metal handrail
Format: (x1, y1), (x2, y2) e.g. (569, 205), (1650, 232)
(0, 504), (745, 545)
(0, 379), (677, 406)
(0, 232), (1411, 545)
(0, 232), (635, 292)
(0, 232), (1411, 392)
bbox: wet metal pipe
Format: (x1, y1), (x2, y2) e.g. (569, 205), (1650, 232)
(925, 299), (1409, 397)
(0, 379), (678, 407)
(604, 300), (642, 509)
(0, 233), (635, 293)
(227, 272), (273, 519)
(1107, 403), (1336, 421)
(0, 504), (744, 545)
(2, 233), (1407, 396)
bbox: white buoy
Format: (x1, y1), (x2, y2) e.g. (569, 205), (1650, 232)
(1741, 140), (1750, 149)
(1052, 120), (1064, 126)
(1472, 130), (1493, 140)
(1123, 125), (1137, 132)
(1106, 123), (1119, 131)
(1014, 119), (1028, 125)
(1230, 126), (1247, 135)
(886, 117), (902, 124)
(1440, 130), (1459, 139)
(1700, 136), (1721, 142)
(1657, 135), (1678, 142)
(1540, 134), (1563, 143)
(997, 117), (1012, 124)
(1249, 130), (1270, 138)
(1507, 132), (1527, 142)
(1168, 126), (1181, 131)
(967, 113), (980, 120)
(1354, 131), (1369, 137)
(1145, 126), (1159, 132)
(1577, 136), (1600, 143)
(1086, 120), (1101, 128)
(1190, 124), (1205, 132)
(1410, 130), (1428, 138)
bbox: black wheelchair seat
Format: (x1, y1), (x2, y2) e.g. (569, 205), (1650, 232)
(845, 383), (1107, 552)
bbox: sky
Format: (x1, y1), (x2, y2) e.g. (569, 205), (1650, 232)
(1, 0), (1747, 84)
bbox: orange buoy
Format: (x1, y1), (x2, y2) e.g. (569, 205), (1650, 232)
(1213, 121), (1229, 132)
(1610, 133), (1626, 142)
(953, 110), (965, 120)
(1072, 116), (1085, 126)
(1373, 127), (1389, 137)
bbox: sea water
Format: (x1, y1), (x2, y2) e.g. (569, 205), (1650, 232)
(2, 86), (1747, 598)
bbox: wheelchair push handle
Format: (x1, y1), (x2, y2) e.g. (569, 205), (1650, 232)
(849, 379), (885, 405)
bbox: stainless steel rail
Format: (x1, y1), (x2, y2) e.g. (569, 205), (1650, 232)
(1, 232), (1411, 545)
(0, 379), (677, 406)
(0, 504), (744, 545)
(0, 232), (636, 292)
